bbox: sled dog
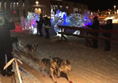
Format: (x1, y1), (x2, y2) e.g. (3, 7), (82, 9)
(19, 41), (38, 58)
(52, 57), (72, 82)
(39, 58), (57, 83)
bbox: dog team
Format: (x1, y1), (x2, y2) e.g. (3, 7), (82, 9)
(11, 37), (72, 83)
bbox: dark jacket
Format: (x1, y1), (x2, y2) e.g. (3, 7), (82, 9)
(36, 18), (44, 27)
(87, 20), (100, 36)
(91, 20), (100, 30)
(44, 18), (51, 26)
(101, 23), (113, 38)
(0, 20), (15, 50)
(101, 24), (113, 30)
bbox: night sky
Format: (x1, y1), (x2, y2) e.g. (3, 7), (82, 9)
(64, 0), (118, 11)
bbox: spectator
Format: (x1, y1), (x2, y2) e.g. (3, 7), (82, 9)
(87, 16), (100, 48)
(0, 10), (15, 76)
(44, 16), (51, 39)
(36, 15), (44, 37)
(101, 19), (113, 51)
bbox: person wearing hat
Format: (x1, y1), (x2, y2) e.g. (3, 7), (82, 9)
(100, 19), (113, 51)
(87, 16), (100, 48)
(0, 10), (15, 76)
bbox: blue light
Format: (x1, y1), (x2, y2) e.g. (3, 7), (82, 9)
(51, 9), (93, 36)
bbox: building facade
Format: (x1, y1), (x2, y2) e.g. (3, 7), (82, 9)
(51, 0), (88, 15)
(0, 0), (88, 20)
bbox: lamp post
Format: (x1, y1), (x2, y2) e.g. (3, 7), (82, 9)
(35, 1), (39, 10)
(114, 5), (116, 15)
(35, 1), (41, 15)
(35, 1), (39, 5)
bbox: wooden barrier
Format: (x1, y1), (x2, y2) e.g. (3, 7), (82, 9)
(58, 26), (118, 46)
(59, 26), (118, 34)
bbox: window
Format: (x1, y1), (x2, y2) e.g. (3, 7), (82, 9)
(10, 2), (12, 9)
(22, 3), (25, 8)
(73, 8), (78, 12)
(0, 2), (1, 10)
(66, 6), (69, 9)
(4, 2), (6, 10)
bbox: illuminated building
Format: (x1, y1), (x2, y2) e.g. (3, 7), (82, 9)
(0, 0), (88, 20)
(51, 0), (88, 15)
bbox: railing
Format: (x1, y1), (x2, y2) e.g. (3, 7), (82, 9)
(58, 26), (118, 46)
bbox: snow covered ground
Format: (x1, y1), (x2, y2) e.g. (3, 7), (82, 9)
(11, 30), (118, 83)
(1, 29), (118, 83)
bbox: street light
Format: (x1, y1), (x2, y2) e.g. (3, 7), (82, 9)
(114, 5), (116, 14)
(35, 1), (42, 15)
(98, 10), (100, 12)
(35, 1), (39, 5)
(114, 5), (116, 9)
(117, 9), (118, 14)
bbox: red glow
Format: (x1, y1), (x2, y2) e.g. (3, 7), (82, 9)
(11, 23), (23, 32)
(14, 11), (16, 13)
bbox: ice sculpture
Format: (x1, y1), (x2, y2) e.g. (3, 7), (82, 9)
(21, 16), (26, 30)
(21, 12), (40, 34)
(83, 11), (92, 26)
(51, 9), (93, 36)
(67, 13), (83, 27)
(52, 9), (67, 37)
(51, 10), (83, 36)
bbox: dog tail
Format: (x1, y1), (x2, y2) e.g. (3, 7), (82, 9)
(19, 41), (24, 48)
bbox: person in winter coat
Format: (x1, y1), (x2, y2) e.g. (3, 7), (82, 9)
(87, 16), (100, 48)
(44, 16), (51, 39)
(36, 17), (44, 37)
(0, 11), (15, 76)
(101, 19), (113, 51)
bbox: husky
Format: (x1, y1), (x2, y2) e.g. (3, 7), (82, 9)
(52, 57), (72, 83)
(19, 41), (38, 58)
(39, 58), (58, 83)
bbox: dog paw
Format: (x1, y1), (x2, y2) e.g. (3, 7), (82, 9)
(70, 81), (73, 83)
(43, 75), (45, 77)
(57, 76), (60, 78)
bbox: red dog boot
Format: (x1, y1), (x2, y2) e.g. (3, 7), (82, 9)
(57, 76), (60, 78)
(70, 81), (73, 83)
